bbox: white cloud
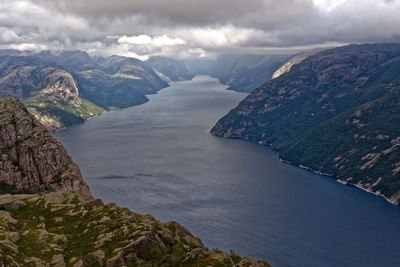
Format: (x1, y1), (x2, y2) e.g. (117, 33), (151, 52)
(10, 42), (48, 51)
(118, 34), (186, 46)
(0, 27), (19, 43)
(313, 0), (348, 11)
(0, 0), (399, 59)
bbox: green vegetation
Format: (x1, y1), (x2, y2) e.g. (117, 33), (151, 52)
(0, 193), (263, 266)
(212, 43), (400, 204)
(24, 94), (105, 129)
(0, 182), (30, 194)
(279, 87), (400, 201)
(229, 250), (242, 264)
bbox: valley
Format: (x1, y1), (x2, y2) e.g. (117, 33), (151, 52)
(55, 76), (400, 267)
(1, 1), (400, 266)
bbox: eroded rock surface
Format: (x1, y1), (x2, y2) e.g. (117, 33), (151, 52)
(0, 97), (92, 197)
(0, 192), (270, 267)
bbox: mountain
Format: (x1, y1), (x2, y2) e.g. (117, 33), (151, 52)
(0, 54), (105, 131)
(0, 51), (177, 130)
(100, 55), (168, 91)
(184, 54), (290, 92)
(0, 97), (92, 197)
(212, 54), (290, 92)
(35, 50), (100, 71)
(271, 50), (320, 79)
(0, 97), (269, 267)
(211, 43), (400, 205)
(74, 55), (168, 109)
(146, 56), (194, 82)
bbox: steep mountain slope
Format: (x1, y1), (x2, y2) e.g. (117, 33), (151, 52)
(0, 97), (92, 197)
(280, 87), (400, 204)
(271, 50), (320, 79)
(101, 55), (167, 90)
(36, 50), (99, 71)
(0, 56), (57, 99)
(0, 193), (269, 267)
(146, 56), (194, 82)
(76, 55), (169, 108)
(0, 51), (178, 130)
(0, 97), (269, 267)
(213, 54), (290, 92)
(211, 43), (400, 205)
(0, 55), (104, 131)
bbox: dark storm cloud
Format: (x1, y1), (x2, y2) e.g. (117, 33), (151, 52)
(0, 0), (399, 59)
(45, 0), (317, 30)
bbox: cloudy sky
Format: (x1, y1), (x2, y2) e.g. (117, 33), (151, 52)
(0, 0), (399, 60)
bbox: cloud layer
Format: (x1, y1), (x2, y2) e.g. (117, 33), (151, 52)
(0, 0), (399, 59)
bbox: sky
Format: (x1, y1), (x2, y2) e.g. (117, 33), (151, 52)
(0, 0), (399, 60)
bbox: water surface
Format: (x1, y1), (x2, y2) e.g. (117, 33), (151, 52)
(56, 75), (400, 267)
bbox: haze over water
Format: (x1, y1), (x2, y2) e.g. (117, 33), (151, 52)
(56, 76), (400, 267)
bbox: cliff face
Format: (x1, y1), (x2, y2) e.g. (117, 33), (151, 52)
(0, 193), (269, 267)
(0, 97), (269, 266)
(271, 50), (320, 79)
(0, 50), (190, 131)
(0, 97), (92, 197)
(211, 43), (400, 205)
(0, 55), (105, 131)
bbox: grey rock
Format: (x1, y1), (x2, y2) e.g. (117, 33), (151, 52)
(89, 249), (105, 264)
(81, 198), (104, 207)
(106, 252), (125, 267)
(50, 254), (65, 267)
(0, 97), (92, 198)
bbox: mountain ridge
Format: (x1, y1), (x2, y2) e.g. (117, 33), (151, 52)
(211, 43), (400, 205)
(0, 50), (194, 131)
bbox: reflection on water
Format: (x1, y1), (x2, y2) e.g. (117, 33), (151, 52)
(56, 76), (400, 267)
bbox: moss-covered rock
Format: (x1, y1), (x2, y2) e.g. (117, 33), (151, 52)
(0, 192), (269, 267)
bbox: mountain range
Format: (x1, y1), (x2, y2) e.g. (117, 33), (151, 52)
(212, 54), (290, 92)
(0, 50), (194, 131)
(186, 53), (290, 93)
(212, 43), (400, 205)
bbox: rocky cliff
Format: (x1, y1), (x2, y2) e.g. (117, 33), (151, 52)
(0, 50), (194, 131)
(0, 193), (269, 267)
(0, 55), (105, 131)
(0, 97), (92, 197)
(0, 97), (269, 266)
(211, 43), (400, 205)
(271, 50), (320, 79)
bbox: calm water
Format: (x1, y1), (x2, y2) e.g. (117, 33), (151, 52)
(56, 75), (400, 267)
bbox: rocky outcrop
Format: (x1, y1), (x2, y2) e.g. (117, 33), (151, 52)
(36, 69), (81, 107)
(0, 54), (104, 131)
(0, 50), (188, 131)
(0, 97), (92, 197)
(23, 68), (105, 132)
(0, 192), (270, 267)
(212, 43), (400, 205)
(271, 50), (320, 79)
(0, 97), (269, 266)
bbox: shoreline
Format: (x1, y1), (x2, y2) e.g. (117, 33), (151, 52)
(278, 158), (398, 206)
